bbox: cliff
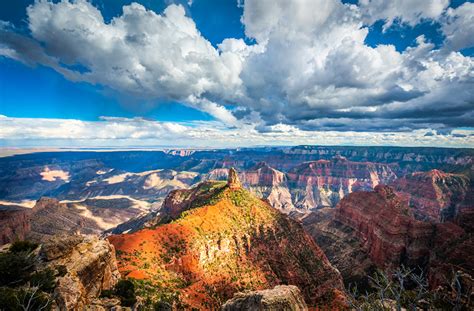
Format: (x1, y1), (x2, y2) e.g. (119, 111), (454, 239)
(287, 158), (397, 211)
(335, 185), (434, 268)
(109, 169), (345, 309)
(302, 185), (473, 293)
(392, 169), (470, 222)
(40, 235), (121, 310)
(0, 235), (120, 310)
(205, 162), (294, 212)
(0, 205), (31, 245)
(204, 158), (396, 213)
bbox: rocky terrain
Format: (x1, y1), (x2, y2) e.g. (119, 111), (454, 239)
(286, 157), (397, 211)
(0, 235), (120, 310)
(42, 236), (121, 309)
(0, 147), (472, 309)
(302, 184), (474, 295)
(0, 196), (152, 245)
(221, 285), (308, 310)
(204, 158), (397, 213)
(109, 169), (346, 309)
(205, 162), (294, 212)
(392, 169), (471, 222)
(0, 204), (30, 245)
(1, 147), (472, 202)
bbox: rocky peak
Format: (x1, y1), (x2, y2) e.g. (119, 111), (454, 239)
(227, 167), (241, 189)
(110, 179), (345, 308)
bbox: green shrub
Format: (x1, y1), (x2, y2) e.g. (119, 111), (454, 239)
(0, 251), (36, 286)
(9, 241), (38, 254)
(114, 279), (137, 307)
(154, 301), (172, 311)
(29, 268), (56, 292)
(0, 286), (51, 311)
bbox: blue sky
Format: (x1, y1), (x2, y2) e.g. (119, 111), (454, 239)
(0, 0), (473, 147)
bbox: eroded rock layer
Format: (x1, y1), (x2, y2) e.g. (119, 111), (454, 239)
(392, 169), (470, 221)
(109, 175), (345, 309)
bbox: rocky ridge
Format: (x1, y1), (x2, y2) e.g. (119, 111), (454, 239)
(204, 158), (396, 213)
(392, 169), (470, 222)
(41, 235), (121, 310)
(109, 169), (346, 309)
(301, 184), (474, 293)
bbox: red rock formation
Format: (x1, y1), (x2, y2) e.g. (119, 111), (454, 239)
(109, 173), (345, 309)
(335, 185), (434, 268)
(0, 205), (31, 245)
(392, 169), (470, 222)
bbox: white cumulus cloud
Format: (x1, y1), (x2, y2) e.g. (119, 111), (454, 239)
(0, 0), (473, 139)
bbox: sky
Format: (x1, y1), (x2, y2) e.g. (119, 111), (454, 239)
(0, 0), (473, 148)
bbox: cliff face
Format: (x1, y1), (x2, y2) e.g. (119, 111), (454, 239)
(18, 196), (148, 240)
(205, 163), (294, 212)
(0, 205), (31, 245)
(302, 185), (473, 291)
(287, 157), (397, 211)
(109, 171), (345, 309)
(40, 235), (120, 310)
(392, 169), (470, 222)
(204, 158), (396, 213)
(335, 185), (434, 268)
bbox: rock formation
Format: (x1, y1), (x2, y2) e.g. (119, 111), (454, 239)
(221, 285), (308, 311)
(301, 184), (474, 293)
(227, 167), (241, 189)
(335, 185), (434, 268)
(109, 172), (345, 309)
(0, 204), (30, 245)
(41, 235), (120, 310)
(205, 163), (294, 212)
(0, 196), (150, 241)
(286, 158), (397, 211)
(392, 169), (470, 222)
(204, 158), (396, 213)
(0, 235), (120, 310)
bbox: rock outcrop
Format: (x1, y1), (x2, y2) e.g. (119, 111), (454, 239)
(221, 285), (308, 311)
(0, 204), (30, 245)
(205, 163), (294, 212)
(227, 167), (241, 189)
(109, 169), (345, 309)
(335, 185), (434, 268)
(41, 235), (120, 310)
(392, 170), (470, 222)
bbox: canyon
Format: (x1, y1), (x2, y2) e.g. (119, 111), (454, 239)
(0, 147), (472, 309)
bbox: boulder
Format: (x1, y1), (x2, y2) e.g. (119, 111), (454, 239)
(221, 285), (308, 311)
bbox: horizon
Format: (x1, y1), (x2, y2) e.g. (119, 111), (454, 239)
(1, 0), (474, 148)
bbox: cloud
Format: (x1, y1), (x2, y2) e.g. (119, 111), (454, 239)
(1, 115), (473, 148)
(442, 2), (474, 51)
(359, 0), (449, 30)
(0, 0), (473, 136)
(236, 0), (474, 131)
(3, 0), (245, 122)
